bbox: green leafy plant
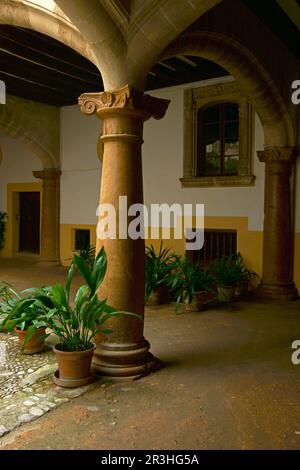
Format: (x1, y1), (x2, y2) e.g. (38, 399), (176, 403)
(168, 255), (215, 312)
(0, 282), (20, 330)
(0, 282), (47, 347)
(211, 255), (239, 287)
(231, 252), (259, 283)
(66, 245), (96, 270)
(4, 248), (140, 352)
(145, 243), (179, 302)
(0, 212), (7, 249)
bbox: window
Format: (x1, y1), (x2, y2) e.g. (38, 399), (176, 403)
(188, 229), (237, 266)
(182, 81), (255, 187)
(74, 229), (90, 251)
(198, 103), (239, 176)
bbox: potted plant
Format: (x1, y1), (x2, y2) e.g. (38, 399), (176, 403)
(66, 244), (96, 270)
(168, 255), (215, 312)
(145, 243), (179, 305)
(18, 247), (138, 387)
(0, 282), (46, 354)
(232, 252), (259, 296)
(212, 256), (239, 302)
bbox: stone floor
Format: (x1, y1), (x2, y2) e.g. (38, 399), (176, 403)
(0, 332), (98, 438)
(0, 258), (300, 449)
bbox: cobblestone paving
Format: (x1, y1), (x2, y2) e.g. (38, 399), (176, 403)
(0, 332), (93, 439)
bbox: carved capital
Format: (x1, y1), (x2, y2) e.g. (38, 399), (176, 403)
(33, 168), (61, 181)
(257, 147), (295, 164)
(78, 84), (170, 121)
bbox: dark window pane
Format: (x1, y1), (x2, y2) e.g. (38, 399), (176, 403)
(224, 141), (239, 156)
(198, 102), (240, 177)
(224, 121), (239, 140)
(203, 104), (220, 123)
(225, 103), (239, 121)
(75, 229), (90, 251)
(205, 140), (221, 175)
(224, 155), (239, 174)
(204, 123), (220, 142)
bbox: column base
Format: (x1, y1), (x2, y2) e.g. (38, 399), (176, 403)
(92, 339), (164, 379)
(255, 282), (298, 301)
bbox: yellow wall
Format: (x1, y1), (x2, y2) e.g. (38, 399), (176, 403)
(59, 216), (263, 279)
(3, 214), (300, 293)
(1, 182), (42, 258)
(146, 216), (263, 279)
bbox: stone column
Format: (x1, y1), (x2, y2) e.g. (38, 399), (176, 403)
(257, 147), (297, 300)
(33, 168), (61, 264)
(79, 85), (170, 377)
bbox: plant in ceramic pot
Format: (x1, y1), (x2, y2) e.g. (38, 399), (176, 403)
(19, 248), (122, 386)
(0, 282), (47, 353)
(168, 256), (215, 312)
(232, 252), (259, 296)
(145, 243), (179, 305)
(20, 248), (138, 387)
(212, 256), (239, 303)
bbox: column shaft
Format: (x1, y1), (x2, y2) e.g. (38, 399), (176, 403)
(79, 85), (170, 377)
(258, 147), (297, 300)
(33, 169), (61, 264)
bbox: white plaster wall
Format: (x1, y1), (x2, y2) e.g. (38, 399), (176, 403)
(0, 134), (42, 211)
(60, 78), (266, 231)
(143, 77), (266, 231)
(60, 105), (101, 225)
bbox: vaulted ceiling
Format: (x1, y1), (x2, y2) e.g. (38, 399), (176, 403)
(0, 25), (228, 106)
(0, 0), (299, 107)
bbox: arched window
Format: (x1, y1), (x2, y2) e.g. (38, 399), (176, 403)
(197, 102), (240, 176)
(182, 81), (254, 188)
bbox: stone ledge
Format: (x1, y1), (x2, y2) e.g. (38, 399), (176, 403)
(180, 174), (255, 188)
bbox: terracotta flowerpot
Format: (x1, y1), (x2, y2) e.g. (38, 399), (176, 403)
(147, 286), (167, 306)
(15, 327), (46, 354)
(236, 280), (249, 296)
(217, 285), (236, 303)
(185, 291), (206, 312)
(53, 345), (95, 387)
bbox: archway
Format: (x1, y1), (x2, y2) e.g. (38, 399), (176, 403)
(160, 31), (294, 147)
(159, 30), (297, 299)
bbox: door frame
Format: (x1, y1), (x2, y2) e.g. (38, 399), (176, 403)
(3, 183), (42, 258)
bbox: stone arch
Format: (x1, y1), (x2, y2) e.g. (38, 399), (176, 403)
(0, 95), (59, 168)
(160, 31), (294, 147)
(0, 0), (96, 66)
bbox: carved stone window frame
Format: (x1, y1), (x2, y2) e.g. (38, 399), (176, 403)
(181, 81), (255, 187)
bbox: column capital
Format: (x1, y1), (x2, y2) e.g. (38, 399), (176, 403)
(257, 147), (295, 164)
(78, 84), (170, 121)
(33, 168), (61, 181)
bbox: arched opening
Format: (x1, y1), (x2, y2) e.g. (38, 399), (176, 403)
(159, 31), (295, 148)
(0, 134), (43, 258)
(0, 22), (103, 264)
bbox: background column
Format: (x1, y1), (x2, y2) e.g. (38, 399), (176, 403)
(257, 147), (297, 300)
(33, 168), (61, 264)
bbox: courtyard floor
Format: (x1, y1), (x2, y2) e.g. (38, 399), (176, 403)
(0, 258), (300, 450)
